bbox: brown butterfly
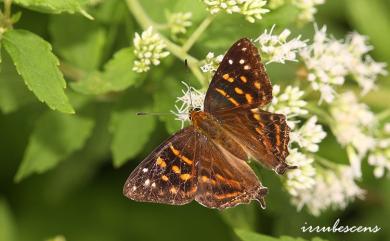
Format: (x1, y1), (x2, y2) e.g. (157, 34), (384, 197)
(123, 38), (293, 210)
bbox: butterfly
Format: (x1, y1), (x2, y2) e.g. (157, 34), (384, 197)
(123, 38), (293, 210)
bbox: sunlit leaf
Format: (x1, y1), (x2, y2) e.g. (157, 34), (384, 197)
(2, 29), (75, 113)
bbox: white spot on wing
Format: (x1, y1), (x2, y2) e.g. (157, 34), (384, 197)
(244, 65), (250, 70)
(144, 179), (150, 186)
(242, 47), (247, 51)
(132, 186), (137, 191)
(228, 59), (233, 64)
(142, 168), (148, 173)
(239, 59), (245, 64)
(151, 182), (156, 188)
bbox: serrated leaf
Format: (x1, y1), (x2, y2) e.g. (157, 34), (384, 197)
(15, 111), (95, 182)
(2, 29), (75, 113)
(49, 14), (106, 70)
(0, 52), (35, 113)
(110, 109), (156, 167)
(0, 198), (16, 241)
(13, 0), (90, 17)
(71, 48), (141, 95)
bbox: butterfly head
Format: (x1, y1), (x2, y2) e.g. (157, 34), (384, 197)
(189, 107), (202, 120)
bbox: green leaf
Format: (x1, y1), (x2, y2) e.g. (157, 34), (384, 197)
(234, 229), (328, 241)
(110, 109), (156, 167)
(12, 0), (91, 17)
(0, 198), (16, 241)
(2, 29), (75, 114)
(0, 52), (35, 114)
(49, 14), (106, 70)
(71, 48), (141, 95)
(15, 111), (95, 182)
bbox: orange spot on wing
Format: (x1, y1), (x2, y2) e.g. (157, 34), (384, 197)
(214, 192), (241, 200)
(169, 144), (193, 165)
(245, 93), (254, 104)
(201, 176), (209, 182)
(161, 175), (169, 181)
(234, 87), (244, 94)
(253, 113), (261, 120)
(156, 157), (167, 168)
(170, 187), (178, 194)
(215, 88), (240, 106)
(172, 165), (181, 174)
(240, 76), (247, 83)
(222, 74), (229, 80)
(254, 81), (261, 89)
(180, 173), (192, 181)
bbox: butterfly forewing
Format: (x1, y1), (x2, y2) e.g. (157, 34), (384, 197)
(123, 127), (198, 205)
(194, 134), (268, 209)
(204, 38), (272, 113)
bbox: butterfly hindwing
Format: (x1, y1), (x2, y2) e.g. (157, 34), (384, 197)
(217, 107), (292, 174)
(195, 134), (268, 209)
(123, 127), (198, 205)
(204, 38), (272, 113)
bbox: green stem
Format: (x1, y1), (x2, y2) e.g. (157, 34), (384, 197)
(305, 103), (333, 125)
(313, 154), (340, 170)
(125, 0), (207, 86)
(3, 0), (11, 19)
(377, 108), (390, 121)
(182, 15), (215, 52)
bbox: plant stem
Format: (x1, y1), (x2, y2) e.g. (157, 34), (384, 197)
(3, 0), (12, 19)
(314, 154), (340, 170)
(377, 109), (390, 121)
(182, 15), (215, 52)
(125, 0), (207, 87)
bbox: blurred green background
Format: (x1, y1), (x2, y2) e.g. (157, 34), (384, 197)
(0, 0), (389, 241)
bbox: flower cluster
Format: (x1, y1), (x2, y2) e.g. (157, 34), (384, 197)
(330, 92), (376, 165)
(172, 82), (205, 127)
(202, 0), (269, 23)
(292, 0), (325, 23)
(133, 27), (170, 73)
(267, 85), (308, 128)
(284, 149), (316, 197)
(368, 124), (390, 178)
(292, 166), (365, 216)
(167, 12), (192, 36)
(254, 26), (307, 64)
(300, 26), (387, 103)
(200, 52), (224, 73)
(291, 116), (327, 152)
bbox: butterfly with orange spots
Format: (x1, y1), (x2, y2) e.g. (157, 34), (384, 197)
(123, 38), (294, 209)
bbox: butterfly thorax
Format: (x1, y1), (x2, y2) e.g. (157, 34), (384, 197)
(190, 110), (246, 159)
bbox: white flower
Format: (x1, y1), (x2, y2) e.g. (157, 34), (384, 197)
(167, 12), (192, 36)
(172, 82), (205, 127)
(300, 26), (387, 102)
(284, 149), (316, 197)
(254, 26), (307, 64)
(202, 0), (269, 23)
(267, 85), (308, 128)
(200, 52), (224, 73)
(292, 166), (365, 216)
(292, 0), (325, 23)
(291, 116), (326, 152)
(330, 92), (376, 158)
(368, 124), (390, 178)
(132, 27), (170, 73)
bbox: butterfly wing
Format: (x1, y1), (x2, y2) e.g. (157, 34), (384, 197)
(195, 133), (268, 209)
(123, 127), (198, 205)
(216, 107), (293, 174)
(204, 38), (272, 113)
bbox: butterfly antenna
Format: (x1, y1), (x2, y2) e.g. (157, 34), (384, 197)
(136, 112), (174, 116)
